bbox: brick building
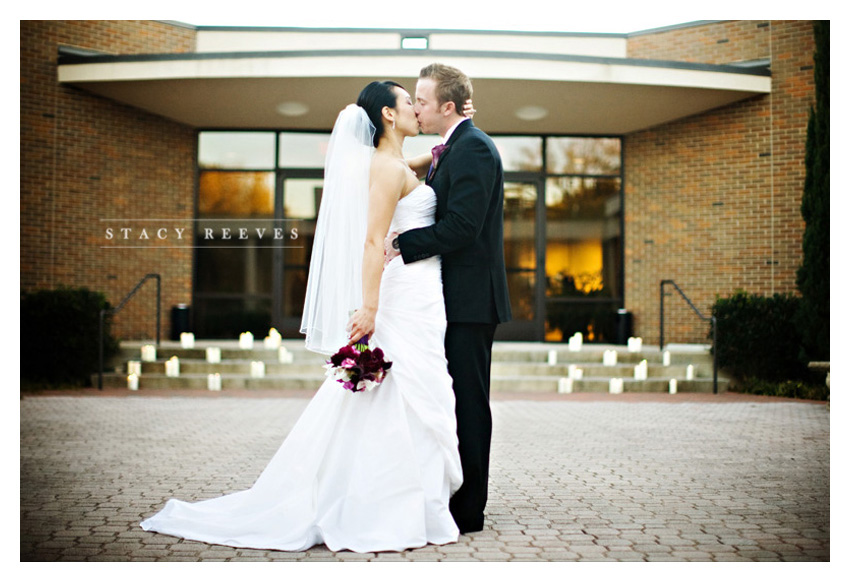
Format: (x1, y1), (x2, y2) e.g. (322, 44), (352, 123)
(20, 20), (818, 345)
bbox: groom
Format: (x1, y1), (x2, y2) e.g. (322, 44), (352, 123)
(386, 63), (511, 534)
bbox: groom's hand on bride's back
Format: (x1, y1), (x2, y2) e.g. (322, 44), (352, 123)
(384, 232), (401, 264)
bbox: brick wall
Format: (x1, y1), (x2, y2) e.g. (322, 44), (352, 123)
(21, 21), (197, 340)
(624, 20), (816, 344)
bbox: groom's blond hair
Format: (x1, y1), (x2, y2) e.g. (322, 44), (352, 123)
(419, 63), (472, 115)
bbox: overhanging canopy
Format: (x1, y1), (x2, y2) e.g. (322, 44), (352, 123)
(57, 49), (771, 134)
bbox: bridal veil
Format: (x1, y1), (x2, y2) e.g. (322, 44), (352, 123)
(300, 104), (375, 354)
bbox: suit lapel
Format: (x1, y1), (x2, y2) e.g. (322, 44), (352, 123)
(427, 119), (473, 185)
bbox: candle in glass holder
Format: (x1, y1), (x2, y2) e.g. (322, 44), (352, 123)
(568, 333), (583, 352)
(239, 332), (254, 350)
(558, 377), (573, 394)
(609, 378), (624, 394)
(603, 350), (617, 366)
(206, 347), (221, 363)
(663, 350), (671, 366)
(278, 346), (294, 364)
(207, 373), (221, 391)
(686, 365), (695, 380)
(628, 337), (643, 352)
(141, 345), (156, 362)
(180, 332), (195, 349)
(127, 373), (139, 390)
(127, 361), (142, 376)
(165, 356), (180, 377)
(264, 328), (282, 349)
(251, 361), (265, 378)
(634, 360), (648, 381)
(669, 379), (678, 394)
(547, 350), (557, 365)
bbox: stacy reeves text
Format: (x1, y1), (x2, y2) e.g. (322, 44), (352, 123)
(104, 226), (300, 241)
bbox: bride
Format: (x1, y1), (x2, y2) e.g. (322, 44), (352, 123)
(140, 81), (465, 553)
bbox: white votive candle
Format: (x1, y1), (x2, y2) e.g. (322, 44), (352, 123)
(568, 333), (583, 352)
(127, 373), (139, 390)
(278, 346), (294, 363)
(207, 373), (221, 391)
(686, 365), (695, 380)
(264, 328), (282, 349)
(180, 332), (194, 349)
(634, 360), (648, 381)
(558, 377), (573, 394)
(206, 347), (221, 363)
(663, 350), (671, 366)
(251, 361), (265, 378)
(239, 332), (254, 350)
(141, 345), (156, 362)
(609, 378), (624, 394)
(669, 379), (678, 394)
(165, 356), (180, 377)
(547, 350), (557, 365)
(127, 361), (142, 376)
(603, 350), (618, 366)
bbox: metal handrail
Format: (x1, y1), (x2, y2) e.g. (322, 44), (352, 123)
(98, 274), (161, 390)
(659, 279), (718, 394)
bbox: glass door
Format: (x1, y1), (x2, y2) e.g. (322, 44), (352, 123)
(272, 172), (324, 336)
(496, 178), (545, 341)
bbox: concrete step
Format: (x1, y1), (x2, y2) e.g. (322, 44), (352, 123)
(101, 339), (728, 394)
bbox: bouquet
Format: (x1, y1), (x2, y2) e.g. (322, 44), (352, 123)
(324, 335), (392, 393)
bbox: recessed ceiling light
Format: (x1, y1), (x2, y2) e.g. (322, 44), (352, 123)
(277, 102), (309, 117)
(515, 106), (548, 121)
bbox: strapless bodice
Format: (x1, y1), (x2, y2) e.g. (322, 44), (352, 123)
(390, 184), (436, 234)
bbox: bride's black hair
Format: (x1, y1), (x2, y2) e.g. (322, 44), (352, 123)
(357, 80), (404, 147)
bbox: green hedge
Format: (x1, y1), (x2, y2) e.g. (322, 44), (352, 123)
(21, 287), (119, 387)
(711, 291), (808, 383)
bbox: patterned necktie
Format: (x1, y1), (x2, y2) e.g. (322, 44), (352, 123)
(428, 144), (448, 179)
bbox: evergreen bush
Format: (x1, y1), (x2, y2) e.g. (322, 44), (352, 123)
(711, 291), (807, 382)
(21, 287), (119, 386)
(796, 20), (830, 364)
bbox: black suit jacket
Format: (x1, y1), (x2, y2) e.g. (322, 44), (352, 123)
(398, 119), (512, 324)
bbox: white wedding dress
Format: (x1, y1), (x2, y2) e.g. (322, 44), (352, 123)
(141, 184), (462, 553)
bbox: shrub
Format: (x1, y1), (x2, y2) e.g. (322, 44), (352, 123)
(21, 287), (120, 386)
(736, 377), (829, 402)
(797, 20), (829, 364)
(711, 291), (807, 382)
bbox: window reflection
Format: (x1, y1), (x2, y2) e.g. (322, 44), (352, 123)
(281, 177), (322, 321)
(503, 182), (537, 322)
(545, 177), (621, 299)
(492, 137), (543, 172)
(545, 302), (617, 343)
(546, 137), (621, 175)
(194, 131), (624, 342)
(199, 132), (275, 170)
(278, 133), (331, 168)
(199, 171), (274, 217)
(193, 296), (272, 338)
(284, 178), (322, 219)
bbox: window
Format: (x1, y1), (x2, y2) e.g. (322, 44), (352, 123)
(199, 132), (275, 169)
(194, 131), (623, 342)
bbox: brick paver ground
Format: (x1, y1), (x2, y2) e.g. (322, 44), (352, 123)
(20, 390), (829, 561)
